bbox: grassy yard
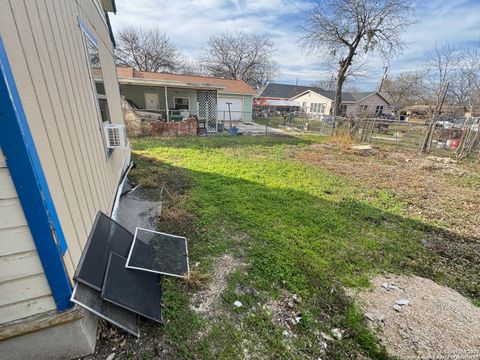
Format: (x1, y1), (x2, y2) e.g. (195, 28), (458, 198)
(101, 134), (479, 359)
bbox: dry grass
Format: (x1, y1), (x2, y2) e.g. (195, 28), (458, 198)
(182, 269), (211, 291)
(329, 130), (353, 151)
(296, 145), (480, 299)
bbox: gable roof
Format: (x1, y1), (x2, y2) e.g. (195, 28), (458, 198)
(289, 88), (391, 105)
(261, 83), (391, 105)
(116, 67), (255, 95)
(259, 83), (327, 99)
(352, 91), (392, 105)
(290, 89), (357, 102)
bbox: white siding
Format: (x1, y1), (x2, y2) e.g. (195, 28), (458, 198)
(0, 149), (56, 325)
(0, 0), (129, 326)
(293, 91), (333, 115)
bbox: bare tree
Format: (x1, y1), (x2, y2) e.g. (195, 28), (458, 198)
(452, 45), (480, 159)
(421, 41), (460, 153)
(382, 71), (425, 108)
(175, 56), (204, 76)
(302, 0), (415, 116)
(452, 45), (480, 114)
(201, 31), (278, 89)
(311, 74), (336, 91)
(115, 26), (182, 72)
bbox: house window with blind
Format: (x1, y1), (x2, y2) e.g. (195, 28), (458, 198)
(174, 97), (190, 110)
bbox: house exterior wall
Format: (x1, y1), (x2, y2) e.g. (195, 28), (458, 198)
(119, 84), (198, 116)
(292, 91), (391, 117)
(0, 149), (56, 325)
(0, 0), (129, 325)
(355, 93), (391, 117)
(218, 92), (253, 121)
(119, 84), (254, 121)
(292, 92), (333, 115)
(344, 103), (359, 117)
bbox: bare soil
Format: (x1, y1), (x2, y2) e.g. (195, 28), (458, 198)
(348, 274), (480, 359)
(190, 254), (243, 316)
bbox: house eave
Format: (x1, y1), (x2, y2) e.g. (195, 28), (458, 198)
(115, 77), (226, 91)
(218, 91), (254, 96)
(100, 0), (117, 13)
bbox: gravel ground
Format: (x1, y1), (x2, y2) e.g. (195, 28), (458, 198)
(349, 274), (480, 359)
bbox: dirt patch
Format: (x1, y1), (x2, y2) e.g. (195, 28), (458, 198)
(190, 254), (243, 316)
(263, 290), (302, 336)
(349, 274), (480, 359)
(78, 318), (172, 360)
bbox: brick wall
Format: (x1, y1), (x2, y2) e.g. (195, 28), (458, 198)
(149, 118), (197, 136)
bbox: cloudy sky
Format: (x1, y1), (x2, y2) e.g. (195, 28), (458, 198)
(110, 0), (480, 90)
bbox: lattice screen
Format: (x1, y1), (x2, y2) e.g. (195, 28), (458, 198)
(197, 90), (217, 132)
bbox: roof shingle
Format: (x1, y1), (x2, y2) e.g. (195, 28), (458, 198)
(116, 67), (255, 95)
(260, 83), (389, 104)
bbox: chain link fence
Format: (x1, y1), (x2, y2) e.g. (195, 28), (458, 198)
(253, 113), (480, 159)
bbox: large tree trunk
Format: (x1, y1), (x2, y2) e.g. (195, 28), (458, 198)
(333, 51), (355, 117)
(334, 70), (346, 116)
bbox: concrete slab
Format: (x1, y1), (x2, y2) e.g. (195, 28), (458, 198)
(0, 308), (98, 360)
(224, 121), (286, 136)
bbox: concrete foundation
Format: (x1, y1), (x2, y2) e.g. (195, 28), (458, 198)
(0, 308), (98, 360)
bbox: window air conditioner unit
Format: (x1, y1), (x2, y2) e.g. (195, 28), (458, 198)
(103, 124), (127, 149)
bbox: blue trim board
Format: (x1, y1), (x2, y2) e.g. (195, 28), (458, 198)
(0, 37), (72, 310)
(78, 18), (98, 47)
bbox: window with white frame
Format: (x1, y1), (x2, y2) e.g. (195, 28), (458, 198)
(83, 28), (111, 125)
(310, 103), (326, 114)
(174, 97), (190, 110)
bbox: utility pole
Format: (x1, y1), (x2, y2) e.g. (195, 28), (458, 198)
(378, 66), (388, 92)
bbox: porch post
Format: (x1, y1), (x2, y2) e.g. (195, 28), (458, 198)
(164, 86), (169, 122)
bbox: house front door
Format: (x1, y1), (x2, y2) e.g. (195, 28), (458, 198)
(145, 93), (160, 110)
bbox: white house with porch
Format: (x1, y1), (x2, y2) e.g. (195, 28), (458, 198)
(290, 89), (392, 117)
(113, 67), (255, 132)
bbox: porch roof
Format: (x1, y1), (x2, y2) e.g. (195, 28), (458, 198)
(116, 67), (256, 95)
(264, 99), (300, 107)
(117, 76), (225, 91)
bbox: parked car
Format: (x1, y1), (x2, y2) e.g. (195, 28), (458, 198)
(437, 116), (479, 131)
(436, 116), (462, 129)
(380, 113), (396, 120)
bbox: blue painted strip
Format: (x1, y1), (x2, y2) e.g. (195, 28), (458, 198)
(0, 37), (72, 310)
(78, 18), (98, 47)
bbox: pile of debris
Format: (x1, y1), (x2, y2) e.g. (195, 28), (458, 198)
(70, 180), (189, 337)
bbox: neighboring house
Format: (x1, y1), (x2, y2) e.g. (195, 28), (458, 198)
(256, 83), (326, 106)
(257, 83), (392, 117)
(290, 89), (392, 117)
(114, 67), (256, 132)
(0, 1), (129, 358)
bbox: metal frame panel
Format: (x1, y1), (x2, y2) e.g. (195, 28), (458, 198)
(125, 227), (190, 278)
(0, 37), (72, 310)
